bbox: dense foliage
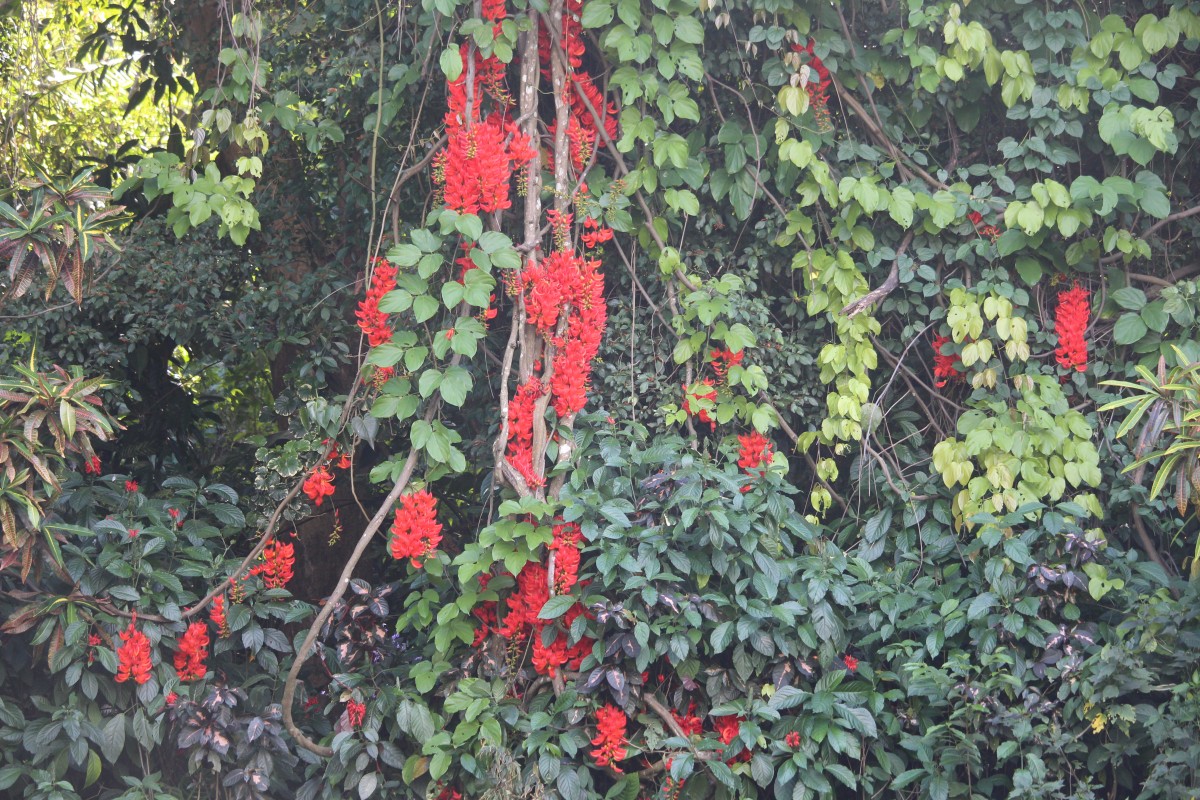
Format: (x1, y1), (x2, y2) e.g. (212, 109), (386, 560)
(4, 0), (1200, 798)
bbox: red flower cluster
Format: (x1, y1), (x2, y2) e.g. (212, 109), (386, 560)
(435, 787), (463, 800)
(547, 521), (582, 594)
(174, 622), (209, 682)
(251, 540), (295, 589)
(682, 379), (718, 428)
(968, 210), (1001, 240)
(792, 39), (832, 132)
(672, 701), (704, 737)
(355, 258), (398, 347)
(590, 705), (628, 771)
(84, 455), (102, 475)
(389, 489), (443, 568)
(115, 618), (153, 685)
(931, 335), (963, 389)
(124, 480), (138, 493)
(843, 654), (859, 672)
(303, 465), (335, 507)
(495, 545), (592, 678)
(346, 699), (366, 729)
(539, 0), (618, 174)
(506, 378), (546, 490)
(713, 715), (751, 763)
(210, 594), (229, 637)
(497, 562), (549, 638)
(710, 348), (744, 382)
(369, 365), (395, 389)
(521, 250), (607, 418)
(581, 217), (613, 249)
(785, 731), (801, 748)
(1055, 282), (1090, 372)
(737, 432), (773, 472)
(434, 33), (535, 214)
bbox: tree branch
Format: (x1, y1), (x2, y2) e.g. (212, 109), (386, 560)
(841, 231), (914, 317)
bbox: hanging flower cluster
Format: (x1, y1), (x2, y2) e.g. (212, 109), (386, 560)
(346, 699), (366, 729)
(520, 249), (607, 418)
(709, 347), (744, 383)
(736, 432), (774, 493)
(968, 211), (1002, 241)
(210, 594), (229, 637)
(682, 379), (718, 428)
(115, 617), (153, 685)
(486, 523), (591, 678)
(671, 700), (704, 737)
(590, 705), (628, 771)
(932, 334), (964, 388)
(538, 0), (618, 173)
(303, 465), (336, 506)
(389, 489), (443, 568)
(433, 2), (536, 215)
(792, 39), (832, 133)
(713, 714), (751, 763)
(251, 540), (295, 589)
(355, 257), (398, 347)
(1055, 283), (1090, 372)
(174, 621), (210, 682)
(506, 377), (546, 489)
(547, 521), (581, 594)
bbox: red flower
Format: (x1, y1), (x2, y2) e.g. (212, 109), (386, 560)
(210, 594), (229, 637)
(590, 705), (628, 771)
(737, 432), (774, 473)
(167, 507), (182, 523)
(128, 528), (140, 538)
(355, 259), (398, 347)
(532, 631), (569, 677)
(166, 691), (178, 705)
(968, 211), (984, 226)
(682, 379), (718, 428)
(346, 699), (366, 729)
(843, 654), (859, 672)
(115, 618), (153, 685)
(497, 562), (549, 639)
(124, 480), (139, 493)
(672, 701), (704, 737)
(84, 456), (102, 475)
(931, 335), (963, 388)
(581, 217), (614, 248)
(713, 715), (751, 762)
(251, 540), (295, 589)
(709, 348), (744, 382)
(174, 622), (210, 682)
(785, 731), (801, 748)
(547, 521), (582, 594)
(506, 378), (547, 489)
(389, 490), (443, 568)
(1054, 283), (1090, 372)
(303, 466), (336, 507)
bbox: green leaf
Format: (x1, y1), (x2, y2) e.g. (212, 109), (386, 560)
(538, 594), (577, 619)
(1110, 287), (1147, 311)
(386, 244), (421, 266)
(440, 48), (463, 81)
(674, 16), (704, 44)
(581, 0), (614, 28)
(439, 366), (472, 407)
(1112, 313), (1148, 345)
(1015, 257), (1042, 286)
(413, 294), (440, 323)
